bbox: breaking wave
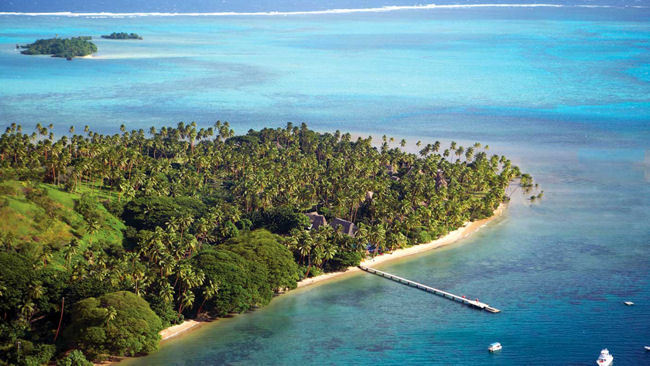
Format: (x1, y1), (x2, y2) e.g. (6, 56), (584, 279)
(0, 3), (640, 17)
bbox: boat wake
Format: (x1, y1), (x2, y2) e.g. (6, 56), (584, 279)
(0, 3), (644, 17)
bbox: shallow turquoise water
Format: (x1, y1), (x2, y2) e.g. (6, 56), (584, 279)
(1, 6), (649, 365)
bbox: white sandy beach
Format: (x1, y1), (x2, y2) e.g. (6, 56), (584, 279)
(99, 203), (506, 365)
(152, 203), (507, 343)
(159, 320), (202, 341)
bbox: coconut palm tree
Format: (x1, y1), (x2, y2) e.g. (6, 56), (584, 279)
(104, 306), (118, 326)
(197, 280), (219, 315)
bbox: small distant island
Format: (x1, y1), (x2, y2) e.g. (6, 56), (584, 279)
(20, 36), (97, 60)
(101, 32), (143, 40)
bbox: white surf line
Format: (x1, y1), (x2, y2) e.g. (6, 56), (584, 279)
(0, 3), (640, 17)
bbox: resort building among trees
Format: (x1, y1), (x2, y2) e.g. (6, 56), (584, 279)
(304, 213), (357, 237)
(305, 211), (327, 230)
(331, 218), (357, 237)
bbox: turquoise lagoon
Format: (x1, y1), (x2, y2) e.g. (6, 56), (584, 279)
(1, 5), (649, 365)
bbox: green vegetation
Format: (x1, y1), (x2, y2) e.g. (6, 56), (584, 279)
(55, 350), (92, 366)
(62, 291), (162, 360)
(20, 37), (97, 60)
(101, 32), (143, 40)
(0, 121), (535, 364)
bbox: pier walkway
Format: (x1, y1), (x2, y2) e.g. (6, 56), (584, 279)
(358, 265), (500, 313)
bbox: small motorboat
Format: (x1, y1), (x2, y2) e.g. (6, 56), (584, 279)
(596, 348), (613, 366)
(645, 345), (650, 351)
(488, 342), (502, 352)
(624, 301), (634, 306)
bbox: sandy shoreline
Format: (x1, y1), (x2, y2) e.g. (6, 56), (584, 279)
(156, 203), (506, 338)
(109, 203), (506, 364)
(159, 320), (202, 341)
(298, 202), (506, 288)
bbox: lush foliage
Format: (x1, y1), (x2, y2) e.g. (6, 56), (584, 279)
(101, 32), (143, 40)
(0, 121), (534, 363)
(55, 350), (92, 366)
(20, 37), (97, 60)
(192, 248), (267, 316)
(225, 230), (300, 292)
(62, 291), (162, 360)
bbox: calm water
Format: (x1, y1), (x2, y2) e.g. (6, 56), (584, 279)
(1, 5), (649, 365)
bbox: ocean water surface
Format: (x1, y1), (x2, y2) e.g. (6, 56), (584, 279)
(1, 4), (649, 365)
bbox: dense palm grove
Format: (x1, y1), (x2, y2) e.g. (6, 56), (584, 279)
(0, 121), (527, 364)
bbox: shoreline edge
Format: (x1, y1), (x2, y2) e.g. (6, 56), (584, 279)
(109, 202), (507, 365)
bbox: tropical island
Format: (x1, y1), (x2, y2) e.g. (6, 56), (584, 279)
(0, 122), (534, 365)
(101, 32), (143, 40)
(19, 37), (97, 60)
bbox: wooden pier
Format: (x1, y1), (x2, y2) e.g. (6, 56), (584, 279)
(358, 266), (500, 313)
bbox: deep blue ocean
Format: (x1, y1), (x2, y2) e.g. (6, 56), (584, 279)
(1, 2), (649, 365)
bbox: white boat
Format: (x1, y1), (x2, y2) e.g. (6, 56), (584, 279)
(488, 342), (502, 352)
(624, 301), (634, 306)
(645, 346), (650, 351)
(596, 348), (613, 366)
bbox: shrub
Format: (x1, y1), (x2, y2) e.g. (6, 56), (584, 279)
(144, 287), (180, 327)
(75, 194), (104, 226)
(102, 199), (124, 217)
(121, 196), (206, 231)
(1, 340), (55, 366)
(417, 230), (432, 244)
(224, 229), (300, 291)
(249, 207), (310, 235)
(26, 187), (61, 218)
(192, 249), (268, 316)
(62, 291), (162, 360)
(56, 350), (92, 366)
(0, 252), (36, 321)
(323, 249), (364, 272)
(0, 184), (18, 195)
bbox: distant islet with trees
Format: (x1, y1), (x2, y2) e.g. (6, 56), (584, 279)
(19, 32), (142, 60)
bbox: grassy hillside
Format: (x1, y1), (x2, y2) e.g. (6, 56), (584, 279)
(0, 180), (125, 269)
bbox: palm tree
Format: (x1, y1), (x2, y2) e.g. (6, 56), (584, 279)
(296, 231), (314, 277)
(197, 280), (219, 315)
(455, 146), (464, 162)
(159, 281), (174, 304)
(63, 245), (76, 268)
(322, 243), (337, 268)
(87, 218), (101, 244)
(39, 247), (53, 268)
(20, 301), (35, 323)
(465, 147), (474, 162)
(104, 306), (118, 326)
(0, 121), (525, 330)
(177, 290), (195, 318)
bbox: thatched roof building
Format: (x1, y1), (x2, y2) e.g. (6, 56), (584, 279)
(305, 212), (327, 230)
(331, 218), (357, 237)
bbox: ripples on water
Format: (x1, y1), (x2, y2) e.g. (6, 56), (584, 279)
(1, 5), (649, 365)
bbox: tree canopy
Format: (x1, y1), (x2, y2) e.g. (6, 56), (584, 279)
(101, 32), (143, 40)
(192, 249), (266, 316)
(0, 121), (535, 363)
(224, 229), (300, 291)
(62, 291), (162, 360)
(20, 37), (97, 60)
